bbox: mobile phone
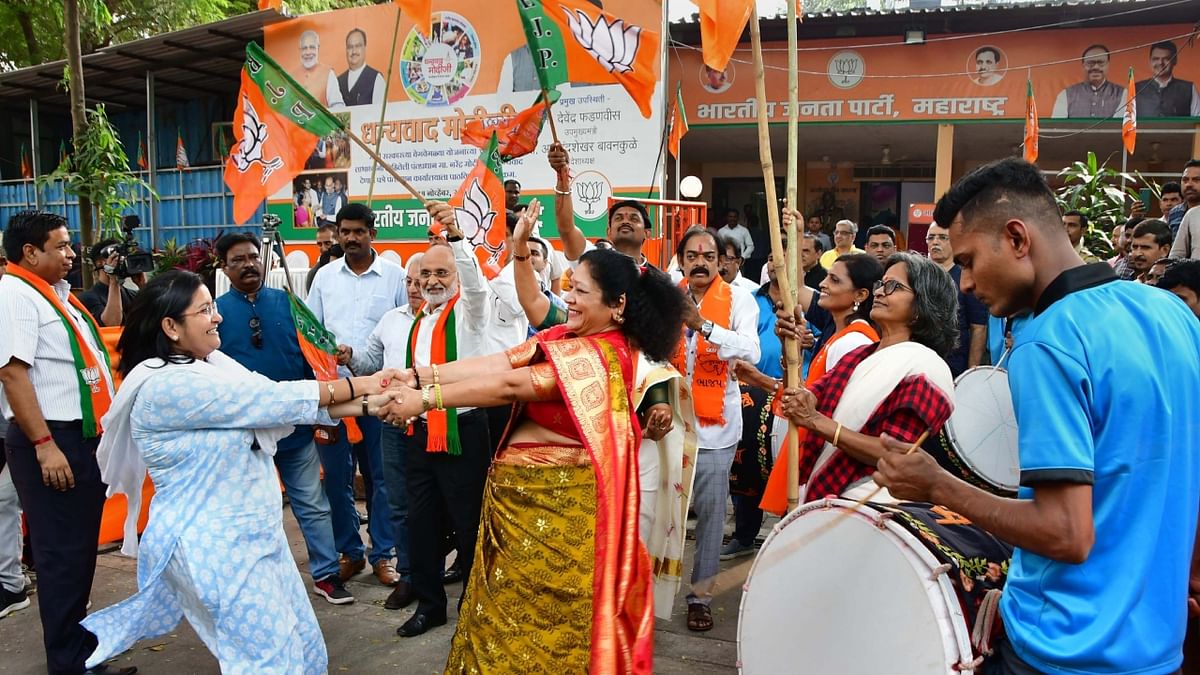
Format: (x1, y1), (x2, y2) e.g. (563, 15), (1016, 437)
(1139, 188), (1153, 212)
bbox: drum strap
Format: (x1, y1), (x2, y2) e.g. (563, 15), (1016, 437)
(971, 588), (1004, 657)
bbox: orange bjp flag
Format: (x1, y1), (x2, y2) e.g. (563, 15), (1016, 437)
(450, 132), (507, 278)
(460, 90), (558, 161)
(1122, 66), (1136, 155)
(692, 0), (755, 72)
(396, 0), (432, 37)
(668, 83), (689, 158)
(1023, 77), (1038, 164)
(515, 0), (661, 118)
(224, 42), (344, 224)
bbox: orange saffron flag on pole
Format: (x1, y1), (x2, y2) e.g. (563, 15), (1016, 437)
(515, 0), (660, 118)
(258, 0), (283, 10)
(395, 0), (432, 37)
(1122, 66), (1136, 155)
(224, 42), (344, 224)
(1023, 76), (1038, 164)
(449, 132), (507, 278)
(668, 83), (689, 159)
(460, 90), (558, 161)
(20, 143), (32, 179)
(691, 0), (755, 72)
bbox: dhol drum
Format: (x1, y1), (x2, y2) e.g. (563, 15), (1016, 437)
(738, 499), (1012, 674)
(925, 366), (1020, 496)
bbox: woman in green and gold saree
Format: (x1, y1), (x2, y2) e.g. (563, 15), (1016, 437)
(381, 246), (687, 675)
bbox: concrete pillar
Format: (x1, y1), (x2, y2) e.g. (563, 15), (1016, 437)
(935, 123), (955, 200)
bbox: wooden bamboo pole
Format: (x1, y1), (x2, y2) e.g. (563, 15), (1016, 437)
(347, 129), (428, 205)
(785, 0), (800, 306)
(750, 9), (802, 512)
(367, 6), (404, 202)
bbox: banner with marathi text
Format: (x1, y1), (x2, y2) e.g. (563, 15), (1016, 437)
(263, 0), (663, 242)
(678, 24), (1199, 126)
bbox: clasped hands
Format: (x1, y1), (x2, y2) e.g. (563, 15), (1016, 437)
(369, 368), (432, 427)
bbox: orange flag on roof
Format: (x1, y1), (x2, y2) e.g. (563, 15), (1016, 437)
(450, 133), (507, 278)
(1122, 66), (1137, 155)
(395, 0), (432, 37)
(692, 0), (754, 72)
(1023, 77), (1038, 164)
(668, 83), (688, 158)
(515, 0), (660, 118)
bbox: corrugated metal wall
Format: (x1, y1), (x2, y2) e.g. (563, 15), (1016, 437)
(0, 166), (262, 248)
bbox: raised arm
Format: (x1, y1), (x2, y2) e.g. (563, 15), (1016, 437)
(549, 142), (587, 261)
(512, 202), (557, 329)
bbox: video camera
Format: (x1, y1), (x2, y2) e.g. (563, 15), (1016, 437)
(100, 215), (156, 279)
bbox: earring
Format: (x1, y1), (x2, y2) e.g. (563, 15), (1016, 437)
(614, 313), (624, 324)
(853, 302), (860, 312)
(169, 335), (179, 342)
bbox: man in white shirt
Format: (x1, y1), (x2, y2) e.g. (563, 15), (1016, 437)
(674, 228), (760, 633)
(718, 234), (760, 293)
(308, 203), (407, 589)
(336, 28), (385, 107)
(341, 253), (423, 612)
(0, 212), (132, 675)
(719, 208), (755, 261)
(388, 205), (492, 638)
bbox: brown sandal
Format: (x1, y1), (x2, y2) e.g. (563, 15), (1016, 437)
(687, 603), (713, 632)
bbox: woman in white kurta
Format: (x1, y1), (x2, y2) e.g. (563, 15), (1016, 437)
(83, 271), (396, 674)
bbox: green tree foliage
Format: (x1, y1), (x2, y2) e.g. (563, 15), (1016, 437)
(0, 0), (375, 71)
(1055, 150), (1142, 258)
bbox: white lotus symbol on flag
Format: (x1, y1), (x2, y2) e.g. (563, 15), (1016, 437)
(232, 94), (284, 184)
(454, 178), (503, 261)
(562, 8), (641, 74)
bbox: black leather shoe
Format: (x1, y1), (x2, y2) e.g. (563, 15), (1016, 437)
(396, 612), (447, 637)
(84, 665), (138, 674)
(383, 581), (414, 610)
(441, 565), (463, 585)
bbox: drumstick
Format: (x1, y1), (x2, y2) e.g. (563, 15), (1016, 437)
(691, 430), (930, 600)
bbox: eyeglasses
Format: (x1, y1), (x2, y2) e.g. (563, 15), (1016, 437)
(418, 269), (453, 280)
(873, 279), (914, 296)
(182, 303), (219, 318)
(249, 316), (263, 349)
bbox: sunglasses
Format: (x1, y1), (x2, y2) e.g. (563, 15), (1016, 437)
(249, 316), (263, 349)
(873, 279), (914, 297)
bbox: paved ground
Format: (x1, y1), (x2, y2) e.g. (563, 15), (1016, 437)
(0, 502), (769, 674)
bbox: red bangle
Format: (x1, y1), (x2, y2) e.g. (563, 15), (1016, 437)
(31, 435), (53, 447)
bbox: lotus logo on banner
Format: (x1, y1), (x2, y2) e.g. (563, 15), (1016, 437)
(562, 9), (642, 74)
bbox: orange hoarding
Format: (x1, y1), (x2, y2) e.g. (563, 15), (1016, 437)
(677, 24), (1199, 124)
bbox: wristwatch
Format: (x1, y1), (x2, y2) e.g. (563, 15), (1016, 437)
(701, 320), (715, 339)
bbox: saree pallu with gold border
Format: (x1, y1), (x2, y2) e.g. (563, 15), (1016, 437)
(446, 326), (654, 675)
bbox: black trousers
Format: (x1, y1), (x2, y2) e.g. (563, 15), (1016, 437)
(402, 409), (491, 617)
(6, 422), (106, 675)
(483, 404), (513, 456)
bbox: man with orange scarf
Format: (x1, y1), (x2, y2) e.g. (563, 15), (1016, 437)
(0, 212), (133, 674)
(671, 227), (760, 632)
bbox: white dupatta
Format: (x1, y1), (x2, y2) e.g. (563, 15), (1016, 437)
(804, 341), (954, 503)
(97, 350), (296, 557)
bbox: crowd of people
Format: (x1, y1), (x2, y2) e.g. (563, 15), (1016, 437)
(1, 146), (1200, 675)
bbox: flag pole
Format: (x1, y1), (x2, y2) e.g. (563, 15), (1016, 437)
(750, 8), (802, 514)
(542, 89), (561, 143)
(345, 128), (429, 205)
(785, 0), (800, 306)
(367, 6), (405, 202)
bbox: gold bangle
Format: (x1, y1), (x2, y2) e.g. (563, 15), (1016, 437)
(833, 422), (843, 447)
(421, 386), (433, 412)
(434, 383), (444, 411)
(326, 381), (337, 405)
(431, 363), (441, 386)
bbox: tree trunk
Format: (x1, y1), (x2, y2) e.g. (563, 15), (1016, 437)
(14, 8), (40, 64)
(64, 0), (94, 288)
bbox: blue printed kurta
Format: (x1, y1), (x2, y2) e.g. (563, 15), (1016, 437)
(83, 368), (334, 674)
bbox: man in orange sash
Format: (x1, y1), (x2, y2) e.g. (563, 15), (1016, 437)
(0, 212), (132, 675)
(670, 227), (760, 632)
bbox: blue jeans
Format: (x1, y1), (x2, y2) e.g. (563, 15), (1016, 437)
(317, 416), (395, 564)
(379, 425), (411, 581)
(274, 439), (339, 581)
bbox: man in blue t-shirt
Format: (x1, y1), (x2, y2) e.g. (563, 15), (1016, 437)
(214, 233), (354, 607)
(876, 158), (1200, 674)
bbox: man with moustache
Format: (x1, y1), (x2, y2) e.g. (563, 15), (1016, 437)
(1167, 161), (1200, 240)
(672, 227), (760, 632)
(1135, 41), (1200, 118)
(1159, 182), (1183, 219)
(973, 46), (1003, 86)
(214, 233), (352, 605)
(926, 221), (988, 376)
(337, 28), (384, 107)
(0, 212), (129, 674)
(383, 206), (491, 637)
(296, 30), (344, 109)
(1108, 220), (1136, 280)
(308, 204), (406, 590)
(1128, 219), (1174, 281)
(875, 157), (1200, 674)
(1062, 210), (1100, 263)
(1052, 45), (1123, 118)
(806, 215), (832, 251)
